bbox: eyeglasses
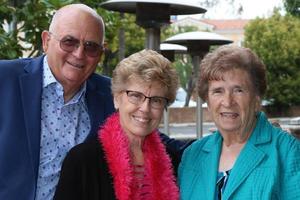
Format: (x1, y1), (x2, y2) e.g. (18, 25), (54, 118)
(125, 90), (169, 110)
(49, 32), (104, 57)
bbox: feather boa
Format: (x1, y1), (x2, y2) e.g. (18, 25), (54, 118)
(98, 112), (179, 200)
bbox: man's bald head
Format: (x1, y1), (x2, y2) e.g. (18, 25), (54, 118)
(49, 4), (105, 43)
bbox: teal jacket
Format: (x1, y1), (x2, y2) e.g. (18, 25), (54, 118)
(178, 112), (300, 200)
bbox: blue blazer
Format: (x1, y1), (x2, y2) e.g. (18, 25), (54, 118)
(0, 56), (115, 200)
(179, 112), (300, 199)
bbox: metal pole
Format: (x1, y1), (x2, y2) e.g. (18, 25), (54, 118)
(145, 28), (160, 51)
(192, 55), (203, 138)
(163, 109), (170, 135)
(196, 96), (203, 138)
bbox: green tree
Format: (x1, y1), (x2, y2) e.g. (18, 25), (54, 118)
(284, 0), (300, 17)
(0, 0), (75, 59)
(122, 14), (145, 57)
(0, 1), (22, 59)
(244, 11), (300, 108)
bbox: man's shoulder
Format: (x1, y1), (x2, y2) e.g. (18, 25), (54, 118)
(89, 73), (111, 84)
(87, 73), (112, 94)
(0, 56), (42, 75)
(0, 57), (34, 67)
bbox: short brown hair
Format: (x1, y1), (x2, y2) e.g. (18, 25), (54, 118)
(198, 45), (267, 101)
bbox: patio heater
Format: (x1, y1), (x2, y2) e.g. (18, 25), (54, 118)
(100, 0), (206, 50)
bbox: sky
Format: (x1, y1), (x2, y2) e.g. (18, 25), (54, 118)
(184, 0), (284, 19)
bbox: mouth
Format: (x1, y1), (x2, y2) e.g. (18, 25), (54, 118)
(67, 61), (84, 69)
(220, 112), (239, 118)
(133, 115), (150, 123)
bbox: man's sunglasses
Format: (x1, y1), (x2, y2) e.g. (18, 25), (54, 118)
(49, 32), (104, 57)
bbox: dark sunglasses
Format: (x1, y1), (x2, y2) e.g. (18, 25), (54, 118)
(49, 32), (104, 57)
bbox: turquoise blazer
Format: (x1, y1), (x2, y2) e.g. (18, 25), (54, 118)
(179, 112), (300, 199)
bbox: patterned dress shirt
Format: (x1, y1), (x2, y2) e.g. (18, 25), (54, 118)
(35, 57), (91, 199)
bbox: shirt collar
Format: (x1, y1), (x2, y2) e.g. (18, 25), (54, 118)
(43, 56), (57, 88)
(42, 56), (87, 105)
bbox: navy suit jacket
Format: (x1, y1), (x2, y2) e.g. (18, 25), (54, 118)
(0, 55), (115, 200)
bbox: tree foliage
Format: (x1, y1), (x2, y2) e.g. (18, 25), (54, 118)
(284, 0), (300, 17)
(0, 0), (76, 59)
(244, 11), (300, 107)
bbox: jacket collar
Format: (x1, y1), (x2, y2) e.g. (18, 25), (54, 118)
(247, 112), (272, 145)
(99, 113), (179, 200)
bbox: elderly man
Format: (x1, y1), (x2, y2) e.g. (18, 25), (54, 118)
(0, 4), (114, 200)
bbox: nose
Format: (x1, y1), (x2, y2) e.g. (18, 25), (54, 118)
(139, 98), (151, 112)
(72, 43), (85, 58)
(221, 92), (234, 107)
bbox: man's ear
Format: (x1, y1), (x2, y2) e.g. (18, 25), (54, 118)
(41, 31), (50, 53)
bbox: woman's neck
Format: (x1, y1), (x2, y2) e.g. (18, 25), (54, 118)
(218, 140), (246, 171)
(128, 136), (145, 165)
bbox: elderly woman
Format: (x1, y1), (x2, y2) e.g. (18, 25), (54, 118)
(54, 49), (179, 200)
(178, 45), (300, 199)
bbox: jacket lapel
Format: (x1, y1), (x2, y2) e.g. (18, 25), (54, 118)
(223, 112), (270, 199)
(223, 142), (265, 199)
(201, 133), (223, 200)
(19, 56), (43, 178)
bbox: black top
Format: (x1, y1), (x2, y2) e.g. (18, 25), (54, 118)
(54, 135), (182, 200)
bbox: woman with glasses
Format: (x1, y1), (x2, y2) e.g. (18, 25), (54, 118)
(54, 49), (180, 200)
(178, 45), (300, 199)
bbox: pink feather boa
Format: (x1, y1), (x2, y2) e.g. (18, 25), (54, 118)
(98, 112), (179, 200)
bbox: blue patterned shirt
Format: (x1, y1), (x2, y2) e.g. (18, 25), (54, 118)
(35, 57), (91, 200)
